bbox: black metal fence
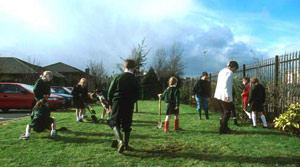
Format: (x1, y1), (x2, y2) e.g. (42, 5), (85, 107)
(209, 51), (300, 117)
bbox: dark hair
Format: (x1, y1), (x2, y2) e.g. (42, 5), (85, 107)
(124, 59), (136, 69)
(243, 77), (250, 82)
(202, 72), (208, 76)
(227, 61), (239, 69)
(250, 77), (259, 84)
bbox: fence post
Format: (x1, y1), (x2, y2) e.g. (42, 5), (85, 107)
(243, 64), (246, 78)
(275, 56), (279, 86)
(274, 55), (279, 116)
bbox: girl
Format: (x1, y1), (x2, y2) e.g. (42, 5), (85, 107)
(248, 77), (268, 128)
(241, 77), (252, 121)
(20, 98), (57, 139)
(160, 77), (181, 133)
(72, 78), (88, 122)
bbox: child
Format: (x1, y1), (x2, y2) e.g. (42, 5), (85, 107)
(160, 77), (181, 133)
(241, 77), (252, 122)
(20, 98), (57, 139)
(94, 89), (111, 122)
(107, 59), (139, 153)
(72, 78), (88, 122)
(248, 77), (268, 128)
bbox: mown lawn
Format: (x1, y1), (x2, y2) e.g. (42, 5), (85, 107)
(1, 100), (300, 167)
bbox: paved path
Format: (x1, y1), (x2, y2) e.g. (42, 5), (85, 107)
(0, 109), (31, 122)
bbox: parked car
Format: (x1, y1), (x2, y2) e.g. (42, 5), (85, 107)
(0, 83), (65, 112)
(50, 88), (73, 108)
(51, 86), (72, 95)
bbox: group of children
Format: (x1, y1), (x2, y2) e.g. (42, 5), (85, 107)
(19, 60), (269, 153)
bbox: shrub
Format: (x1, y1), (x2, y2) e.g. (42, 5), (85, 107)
(273, 102), (300, 136)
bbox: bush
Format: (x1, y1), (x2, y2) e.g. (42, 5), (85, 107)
(273, 102), (300, 136)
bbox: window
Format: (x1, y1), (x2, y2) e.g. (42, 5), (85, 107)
(3, 85), (25, 93)
(0, 84), (3, 93)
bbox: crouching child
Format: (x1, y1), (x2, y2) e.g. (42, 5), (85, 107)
(20, 99), (57, 139)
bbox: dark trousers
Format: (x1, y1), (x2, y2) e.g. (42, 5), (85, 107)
(108, 101), (134, 133)
(216, 99), (234, 131)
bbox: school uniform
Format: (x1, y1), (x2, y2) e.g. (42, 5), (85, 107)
(107, 71), (139, 151)
(29, 105), (54, 132)
(162, 86), (180, 115)
(72, 85), (88, 108)
(248, 84), (266, 112)
(248, 83), (268, 127)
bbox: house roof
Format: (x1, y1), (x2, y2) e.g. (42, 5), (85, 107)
(0, 57), (64, 78)
(45, 62), (84, 73)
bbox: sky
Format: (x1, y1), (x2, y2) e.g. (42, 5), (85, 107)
(0, 0), (299, 76)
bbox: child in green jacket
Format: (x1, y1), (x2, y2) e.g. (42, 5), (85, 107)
(159, 77), (181, 133)
(20, 98), (57, 139)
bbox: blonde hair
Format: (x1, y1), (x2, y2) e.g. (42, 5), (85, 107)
(168, 77), (178, 87)
(40, 71), (53, 81)
(78, 78), (87, 87)
(250, 77), (259, 85)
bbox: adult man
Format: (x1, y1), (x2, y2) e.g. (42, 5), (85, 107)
(214, 61), (239, 134)
(192, 72), (211, 120)
(107, 59), (139, 153)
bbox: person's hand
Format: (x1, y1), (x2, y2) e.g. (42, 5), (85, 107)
(174, 106), (179, 110)
(192, 95), (195, 99)
(248, 103), (250, 107)
(158, 94), (162, 98)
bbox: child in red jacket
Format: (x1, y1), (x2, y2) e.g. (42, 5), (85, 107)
(241, 77), (252, 121)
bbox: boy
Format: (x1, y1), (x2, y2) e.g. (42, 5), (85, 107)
(107, 59), (139, 153)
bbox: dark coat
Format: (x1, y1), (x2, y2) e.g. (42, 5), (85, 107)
(248, 84), (266, 112)
(33, 79), (50, 100)
(192, 79), (211, 98)
(72, 85), (88, 108)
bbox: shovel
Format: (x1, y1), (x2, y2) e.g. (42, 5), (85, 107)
(157, 96), (162, 129)
(86, 105), (99, 123)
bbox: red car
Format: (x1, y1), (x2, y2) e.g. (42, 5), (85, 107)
(0, 83), (65, 112)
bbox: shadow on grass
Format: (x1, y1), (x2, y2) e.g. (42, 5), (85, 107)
(125, 148), (300, 166)
(181, 129), (290, 136)
(43, 135), (111, 144)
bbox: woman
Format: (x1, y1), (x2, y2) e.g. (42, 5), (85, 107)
(72, 78), (88, 122)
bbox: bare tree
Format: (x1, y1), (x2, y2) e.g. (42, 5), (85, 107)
(152, 48), (168, 80)
(87, 59), (107, 88)
(167, 42), (185, 77)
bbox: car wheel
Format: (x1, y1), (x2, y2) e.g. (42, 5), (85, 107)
(1, 108), (9, 113)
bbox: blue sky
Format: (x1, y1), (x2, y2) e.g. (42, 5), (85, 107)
(0, 0), (299, 76)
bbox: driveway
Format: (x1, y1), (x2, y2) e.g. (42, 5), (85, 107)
(0, 109), (31, 122)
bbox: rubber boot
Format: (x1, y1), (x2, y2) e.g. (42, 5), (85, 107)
(112, 127), (125, 153)
(174, 119), (182, 130)
(198, 110), (202, 120)
(233, 119), (239, 126)
(164, 121), (169, 133)
(205, 110), (209, 119)
(123, 132), (133, 151)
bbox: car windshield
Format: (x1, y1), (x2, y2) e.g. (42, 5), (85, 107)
(63, 87), (72, 94)
(20, 84), (34, 93)
(51, 88), (56, 93)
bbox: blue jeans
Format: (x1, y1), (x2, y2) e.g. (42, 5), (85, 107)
(195, 96), (209, 119)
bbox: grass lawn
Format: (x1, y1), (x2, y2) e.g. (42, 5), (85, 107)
(1, 100), (300, 167)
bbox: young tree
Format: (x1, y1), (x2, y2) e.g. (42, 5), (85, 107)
(142, 67), (159, 100)
(130, 39), (150, 74)
(152, 48), (168, 81)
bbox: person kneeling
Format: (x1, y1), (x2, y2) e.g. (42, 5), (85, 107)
(20, 99), (57, 140)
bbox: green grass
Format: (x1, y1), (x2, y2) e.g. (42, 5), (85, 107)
(1, 100), (300, 167)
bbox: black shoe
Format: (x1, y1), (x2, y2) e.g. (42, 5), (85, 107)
(111, 140), (118, 148)
(263, 126), (268, 129)
(253, 126), (257, 128)
(234, 119), (239, 126)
